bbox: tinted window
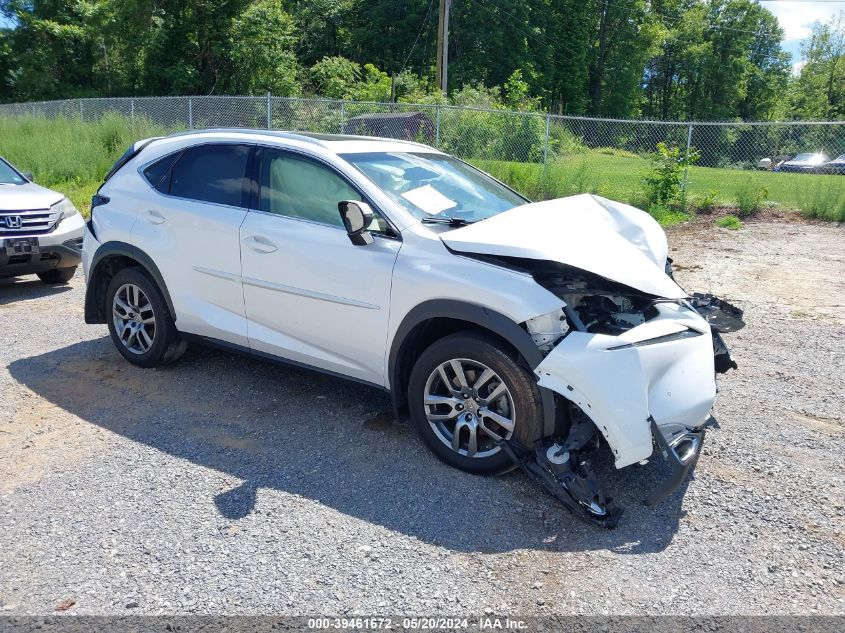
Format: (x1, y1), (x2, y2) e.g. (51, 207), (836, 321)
(142, 152), (181, 193)
(259, 150), (359, 227)
(170, 144), (250, 207)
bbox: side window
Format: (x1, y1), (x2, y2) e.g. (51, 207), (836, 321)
(142, 151), (181, 194)
(259, 150), (390, 232)
(170, 144), (250, 207)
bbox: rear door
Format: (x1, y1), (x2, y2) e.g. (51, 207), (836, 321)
(239, 147), (400, 386)
(132, 143), (252, 346)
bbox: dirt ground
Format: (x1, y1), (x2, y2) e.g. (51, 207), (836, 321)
(1, 218), (843, 616)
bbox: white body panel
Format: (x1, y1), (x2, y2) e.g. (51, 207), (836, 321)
(535, 302), (716, 468)
(131, 194), (249, 347)
(0, 180), (63, 210)
(240, 211), (400, 385)
(441, 194), (685, 299)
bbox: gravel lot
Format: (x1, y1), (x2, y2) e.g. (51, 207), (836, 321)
(1, 219), (843, 617)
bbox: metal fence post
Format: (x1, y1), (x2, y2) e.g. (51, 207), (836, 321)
(79, 99), (83, 121)
(188, 97), (193, 130)
(682, 123), (693, 207)
(435, 105), (441, 148)
(130, 98), (135, 130)
(339, 101), (346, 134)
(267, 92), (272, 129)
(543, 112), (550, 170)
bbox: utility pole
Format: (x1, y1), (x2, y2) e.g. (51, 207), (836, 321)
(435, 0), (451, 94)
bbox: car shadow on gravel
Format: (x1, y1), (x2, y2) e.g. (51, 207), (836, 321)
(10, 337), (690, 555)
(0, 275), (73, 304)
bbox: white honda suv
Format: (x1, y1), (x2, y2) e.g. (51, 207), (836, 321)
(83, 129), (743, 527)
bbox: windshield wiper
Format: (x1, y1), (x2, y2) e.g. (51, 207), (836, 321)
(420, 216), (475, 227)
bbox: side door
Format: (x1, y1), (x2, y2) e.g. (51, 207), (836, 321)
(239, 147), (401, 386)
(132, 143), (251, 347)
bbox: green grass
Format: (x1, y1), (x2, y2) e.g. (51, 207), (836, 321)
(473, 152), (845, 223)
(0, 115), (172, 214)
(716, 215), (743, 230)
(1, 115), (843, 223)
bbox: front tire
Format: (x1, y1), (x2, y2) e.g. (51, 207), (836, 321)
(408, 330), (544, 475)
(37, 266), (76, 284)
(106, 267), (186, 368)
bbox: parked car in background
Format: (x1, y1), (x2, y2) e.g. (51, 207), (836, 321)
(777, 152), (828, 173)
(0, 157), (83, 284)
(757, 155), (792, 171)
(82, 129), (744, 527)
(818, 154), (845, 175)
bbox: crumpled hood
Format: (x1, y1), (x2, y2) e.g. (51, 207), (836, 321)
(440, 194), (686, 299)
(0, 181), (63, 211)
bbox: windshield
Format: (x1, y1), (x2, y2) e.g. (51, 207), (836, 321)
(0, 158), (25, 185)
(793, 153), (826, 163)
(340, 152), (527, 223)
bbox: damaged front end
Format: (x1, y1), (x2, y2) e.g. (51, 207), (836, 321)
(514, 262), (745, 527)
(438, 195), (746, 527)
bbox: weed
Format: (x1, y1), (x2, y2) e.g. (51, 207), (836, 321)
(716, 215), (742, 230)
(643, 142), (699, 207)
(798, 184), (845, 222)
(735, 183), (768, 217)
(690, 189), (719, 214)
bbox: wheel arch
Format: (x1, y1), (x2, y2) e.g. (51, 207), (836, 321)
(84, 241), (176, 324)
(388, 300), (556, 436)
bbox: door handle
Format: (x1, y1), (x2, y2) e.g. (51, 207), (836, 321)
(244, 235), (278, 254)
(142, 209), (166, 225)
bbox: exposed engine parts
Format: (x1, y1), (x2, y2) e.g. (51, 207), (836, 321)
(524, 309), (569, 353)
(499, 409), (623, 529)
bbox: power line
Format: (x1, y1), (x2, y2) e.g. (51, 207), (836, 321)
(399, 0), (437, 76)
(467, 0), (583, 60)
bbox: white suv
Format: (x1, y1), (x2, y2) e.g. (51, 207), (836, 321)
(83, 129), (743, 527)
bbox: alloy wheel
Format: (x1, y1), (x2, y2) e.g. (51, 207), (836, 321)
(423, 358), (516, 458)
(112, 283), (156, 355)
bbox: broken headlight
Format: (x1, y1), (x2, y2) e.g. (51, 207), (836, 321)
(532, 265), (659, 335)
(525, 308), (570, 353)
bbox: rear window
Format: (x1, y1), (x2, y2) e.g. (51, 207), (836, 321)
(169, 144), (250, 207)
(142, 152), (181, 193)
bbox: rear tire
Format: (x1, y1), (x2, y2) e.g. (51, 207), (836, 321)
(408, 330), (544, 475)
(37, 266), (76, 284)
(106, 267), (186, 368)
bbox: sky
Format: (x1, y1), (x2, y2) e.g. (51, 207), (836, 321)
(759, 0), (843, 69)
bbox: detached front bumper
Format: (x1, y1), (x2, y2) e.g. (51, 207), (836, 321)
(645, 415), (708, 505)
(535, 301), (717, 470)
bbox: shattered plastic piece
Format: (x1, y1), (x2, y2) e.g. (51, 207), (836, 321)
(690, 293), (745, 333)
(498, 439), (623, 529)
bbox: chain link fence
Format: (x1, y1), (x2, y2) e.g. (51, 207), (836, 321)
(2, 95), (844, 212)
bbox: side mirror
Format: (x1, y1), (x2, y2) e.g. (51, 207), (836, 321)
(22, 171), (34, 182)
(338, 200), (374, 246)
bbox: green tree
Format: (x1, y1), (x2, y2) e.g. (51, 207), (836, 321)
(227, 0), (301, 96)
(309, 55), (360, 99)
(787, 12), (845, 120)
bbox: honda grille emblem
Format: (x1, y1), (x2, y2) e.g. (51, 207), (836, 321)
(4, 215), (23, 229)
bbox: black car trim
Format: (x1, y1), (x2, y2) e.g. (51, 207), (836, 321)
(180, 333), (387, 393)
(388, 299), (557, 436)
(85, 241), (176, 324)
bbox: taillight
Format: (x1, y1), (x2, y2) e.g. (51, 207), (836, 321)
(90, 194), (110, 215)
